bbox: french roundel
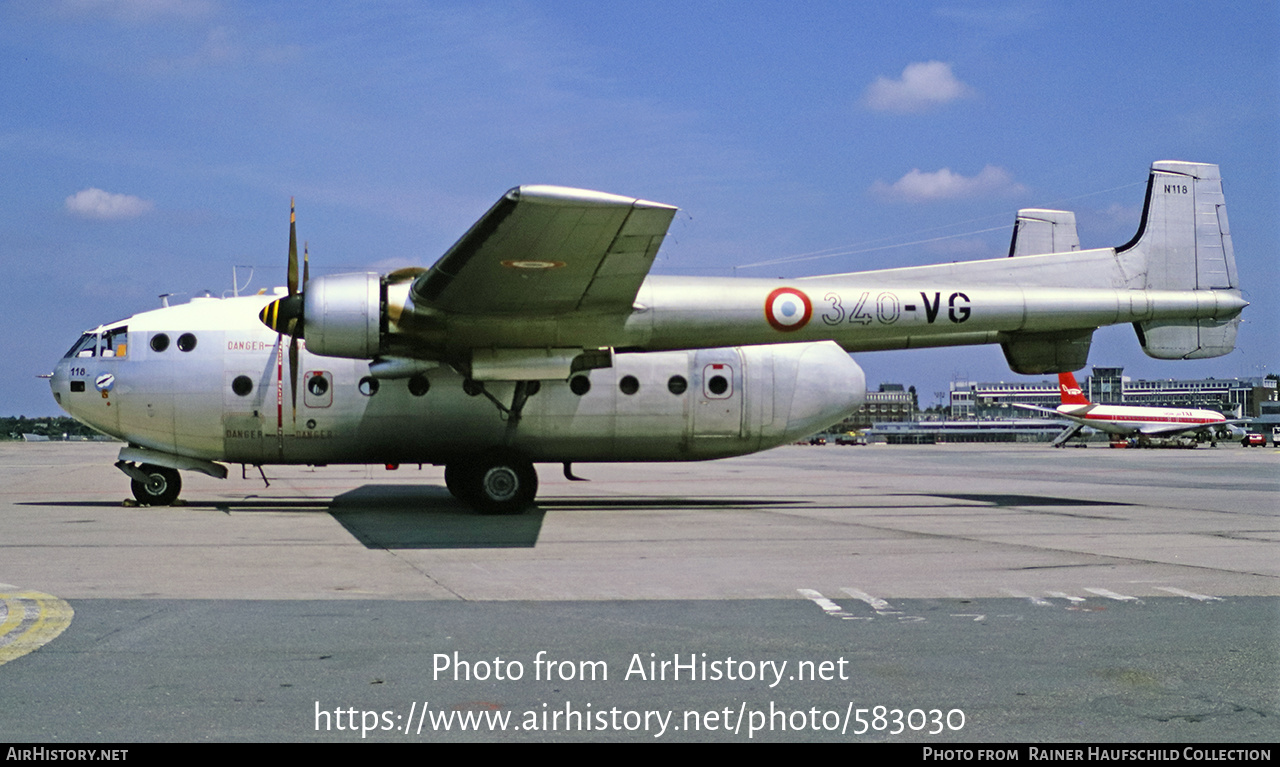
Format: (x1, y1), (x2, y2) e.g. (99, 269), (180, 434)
(764, 287), (812, 332)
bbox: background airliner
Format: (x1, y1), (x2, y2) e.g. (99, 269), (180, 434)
(1017, 372), (1244, 446)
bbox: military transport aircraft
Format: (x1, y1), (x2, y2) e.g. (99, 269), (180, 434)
(49, 161), (1246, 512)
(1015, 371), (1246, 447)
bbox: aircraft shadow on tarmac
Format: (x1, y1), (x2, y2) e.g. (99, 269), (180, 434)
(20, 488), (801, 550)
(327, 484), (546, 549)
(20, 490), (1130, 546)
(327, 486), (802, 550)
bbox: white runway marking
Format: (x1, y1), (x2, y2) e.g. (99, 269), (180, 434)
(796, 589), (852, 618)
(839, 587), (895, 613)
(1154, 586), (1222, 601)
(1084, 587), (1141, 602)
(1047, 591), (1086, 603)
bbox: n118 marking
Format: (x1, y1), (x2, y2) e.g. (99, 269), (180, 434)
(824, 291), (970, 325)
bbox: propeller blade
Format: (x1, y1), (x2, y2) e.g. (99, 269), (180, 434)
(287, 198), (298, 297)
(258, 199), (307, 336)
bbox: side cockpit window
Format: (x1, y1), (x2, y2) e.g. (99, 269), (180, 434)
(65, 333), (97, 358)
(102, 326), (129, 358)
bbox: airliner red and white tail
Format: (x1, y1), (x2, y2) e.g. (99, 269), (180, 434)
(1058, 372), (1090, 406)
(1013, 371), (1245, 445)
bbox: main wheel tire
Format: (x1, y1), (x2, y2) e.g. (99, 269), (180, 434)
(130, 464), (182, 506)
(444, 461), (477, 503)
(470, 450), (537, 515)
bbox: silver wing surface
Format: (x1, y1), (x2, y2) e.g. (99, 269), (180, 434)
(410, 185), (677, 317)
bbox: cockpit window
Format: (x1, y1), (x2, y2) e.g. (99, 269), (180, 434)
(65, 333), (97, 358)
(102, 327), (128, 358)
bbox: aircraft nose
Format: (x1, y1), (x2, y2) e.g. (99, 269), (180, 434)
(48, 362), (68, 412)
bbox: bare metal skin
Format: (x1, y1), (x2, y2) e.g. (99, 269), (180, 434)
(49, 162), (1246, 512)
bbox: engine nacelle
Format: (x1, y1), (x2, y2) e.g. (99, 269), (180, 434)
(303, 272), (384, 359)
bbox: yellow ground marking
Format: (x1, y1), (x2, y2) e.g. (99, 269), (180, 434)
(0, 590), (74, 667)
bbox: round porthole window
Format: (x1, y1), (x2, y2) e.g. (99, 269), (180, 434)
(307, 375), (329, 396)
(569, 375), (591, 396)
(177, 333), (197, 352)
(150, 333), (170, 352)
(619, 375), (639, 395)
(358, 376), (379, 396)
(708, 375), (729, 395)
(408, 374), (430, 397)
(231, 375), (253, 396)
(667, 375), (687, 395)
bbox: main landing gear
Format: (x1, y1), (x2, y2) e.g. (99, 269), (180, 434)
(128, 463), (182, 506)
(444, 449), (538, 515)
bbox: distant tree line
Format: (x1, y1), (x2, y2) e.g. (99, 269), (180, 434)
(2, 416), (101, 440)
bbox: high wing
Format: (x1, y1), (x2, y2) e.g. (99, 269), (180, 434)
(409, 185), (677, 317)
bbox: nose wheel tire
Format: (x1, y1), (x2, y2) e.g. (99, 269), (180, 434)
(130, 464), (182, 506)
(445, 450), (537, 515)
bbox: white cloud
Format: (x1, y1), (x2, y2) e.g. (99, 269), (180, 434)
(863, 61), (974, 113)
(871, 166), (1027, 202)
(65, 188), (155, 220)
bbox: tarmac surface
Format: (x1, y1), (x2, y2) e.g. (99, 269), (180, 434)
(1, 441), (1276, 742)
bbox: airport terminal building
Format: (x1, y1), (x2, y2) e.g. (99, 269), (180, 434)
(845, 367), (1277, 444)
(948, 367), (1276, 420)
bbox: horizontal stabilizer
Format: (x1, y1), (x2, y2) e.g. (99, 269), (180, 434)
(1136, 317), (1240, 360)
(1000, 329), (1094, 375)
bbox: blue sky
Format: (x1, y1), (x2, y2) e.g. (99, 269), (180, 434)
(3, 0), (1276, 415)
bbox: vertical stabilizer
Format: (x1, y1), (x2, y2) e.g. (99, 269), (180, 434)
(1008, 209), (1080, 257)
(1121, 161), (1236, 291)
(1058, 372), (1090, 406)
(1123, 161), (1241, 359)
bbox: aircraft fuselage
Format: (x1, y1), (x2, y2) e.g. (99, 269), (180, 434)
(50, 294), (865, 468)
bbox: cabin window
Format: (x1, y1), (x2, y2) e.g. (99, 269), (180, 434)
(408, 374), (430, 396)
(177, 333), (197, 352)
(358, 376), (379, 396)
(150, 333), (170, 352)
(102, 327), (128, 358)
(569, 375), (591, 396)
(667, 375), (688, 395)
(307, 375), (329, 396)
(232, 375), (253, 396)
(305, 372), (333, 408)
(65, 333), (97, 358)
(619, 375), (639, 395)
(703, 363), (734, 399)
